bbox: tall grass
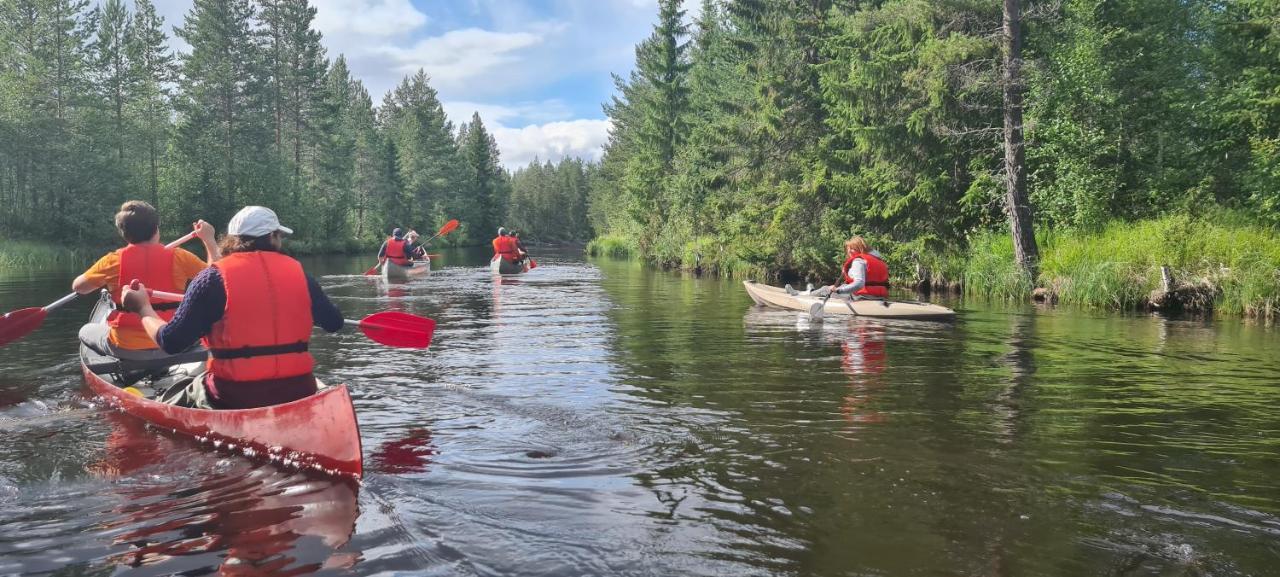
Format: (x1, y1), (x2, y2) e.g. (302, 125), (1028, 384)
(1038, 214), (1280, 318)
(586, 234), (637, 258)
(0, 239), (95, 270)
(960, 231), (1035, 301)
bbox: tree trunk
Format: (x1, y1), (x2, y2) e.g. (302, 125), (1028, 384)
(1002, 0), (1039, 280)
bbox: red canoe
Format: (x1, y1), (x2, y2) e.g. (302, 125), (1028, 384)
(79, 294), (363, 479)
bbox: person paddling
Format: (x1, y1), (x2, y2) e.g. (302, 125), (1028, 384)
(73, 201), (220, 361)
(512, 231), (529, 262)
(404, 230), (427, 261)
(492, 227), (521, 264)
(121, 206), (344, 410)
(813, 236), (890, 300)
(377, 228), (414, 270)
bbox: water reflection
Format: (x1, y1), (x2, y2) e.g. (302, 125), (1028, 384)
(369, 428), (437, 474)
(0, 411), (359, 576)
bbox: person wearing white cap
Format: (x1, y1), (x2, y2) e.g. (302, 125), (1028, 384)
(121, 206), (344, 409)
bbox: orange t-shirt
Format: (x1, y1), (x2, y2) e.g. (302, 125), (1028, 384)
(80, 246), (209, 350)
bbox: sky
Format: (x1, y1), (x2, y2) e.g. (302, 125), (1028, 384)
(147, 0), (685, 168)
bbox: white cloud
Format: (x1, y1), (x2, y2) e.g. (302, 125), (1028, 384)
(442, 100), (608, 169)
(312, 0), (427, 37)
(376, 27), (552, 92)
(442, 99), (575, 127)
(492, 119), (612, 169)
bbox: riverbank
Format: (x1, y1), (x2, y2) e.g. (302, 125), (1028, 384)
(588, 214), (1280, 321)
(960, 215), (1280, 320)
(0, 240), (97, 271)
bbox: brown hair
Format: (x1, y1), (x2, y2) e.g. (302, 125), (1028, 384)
(114, 201), (160, 244)
(844, 236), (869, 255)
(218, 232), (280, 255)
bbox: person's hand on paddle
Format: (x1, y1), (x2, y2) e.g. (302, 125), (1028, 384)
(193, 219), (215, 243)
(120, 280), (155, 316)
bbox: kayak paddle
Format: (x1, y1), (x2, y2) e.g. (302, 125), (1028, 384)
(146, 290), (435, 349)
(346, 311), (435, 349)
(0, 230), (201, 348)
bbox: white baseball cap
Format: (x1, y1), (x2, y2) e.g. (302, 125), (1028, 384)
(227, 206), (293, 237)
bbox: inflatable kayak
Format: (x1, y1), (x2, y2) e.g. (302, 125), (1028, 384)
(743, 280), (956, 321)
(383, 259), (429, 282)
(490, 256), (530, 275)
(79, 292), (364, 478)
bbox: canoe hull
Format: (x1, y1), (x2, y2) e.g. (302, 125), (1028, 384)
(743, 280), (956, 321)
(490, 256), (529, 275)
(382, 259), (429, 281)
(79, 297), (363, 478)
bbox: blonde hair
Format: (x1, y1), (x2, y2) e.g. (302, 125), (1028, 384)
(844, 236), (869, 254)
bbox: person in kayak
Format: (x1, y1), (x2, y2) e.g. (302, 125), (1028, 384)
(121, 206), (344, 410)
(376, 228), (414, 269)
(73, 200), (220, 360)
(813, 236), (890, 299)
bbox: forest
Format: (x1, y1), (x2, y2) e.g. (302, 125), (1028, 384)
(0, 0), (596, 253)
(590, 0), (1280, 316)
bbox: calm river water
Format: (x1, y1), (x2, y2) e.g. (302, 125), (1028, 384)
(0, 247), (1277, 576)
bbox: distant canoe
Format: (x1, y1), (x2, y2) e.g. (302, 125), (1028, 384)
(490, 256), (529, 275)
(383, 259), (429, 281)
(743, 280), (956, 321)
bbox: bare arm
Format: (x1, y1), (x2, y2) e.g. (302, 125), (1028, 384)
(71, 274), (100, 295)
(193, 219), (220, 264)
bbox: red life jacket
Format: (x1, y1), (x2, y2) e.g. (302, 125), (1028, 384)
(842, 252), (890, 298)
(108, 243), (180, 330)
(384, 237), (411, 266)
(493, 236), (520, 262)
(204, 252), (314, 383)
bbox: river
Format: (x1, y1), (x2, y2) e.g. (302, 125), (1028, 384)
(0, 247), (1277, 576)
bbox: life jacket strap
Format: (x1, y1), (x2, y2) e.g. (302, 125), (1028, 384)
(210, 341), (309, 360)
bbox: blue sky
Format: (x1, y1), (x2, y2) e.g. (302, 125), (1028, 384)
(150, 0), (688, 167)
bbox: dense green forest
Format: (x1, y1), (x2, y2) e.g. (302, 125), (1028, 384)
(0, 0), (559, 251)
(589, 0), (1280, 317)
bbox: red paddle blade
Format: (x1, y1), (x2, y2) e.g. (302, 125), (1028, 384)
(528, 259), (537, 269)
(438, 219), (459, 236)
(0, 307), (49, 347)
(364, 265), (379, 276)
(358, 311), (435, 348)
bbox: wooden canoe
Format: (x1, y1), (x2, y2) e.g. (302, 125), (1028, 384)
(743, 280), (956, 321)
(79, 293), (363, 478)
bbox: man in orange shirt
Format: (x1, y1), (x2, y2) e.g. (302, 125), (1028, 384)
(73, 200), (220, 359)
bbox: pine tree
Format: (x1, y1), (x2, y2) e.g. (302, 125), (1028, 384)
(380, 70), (462, 234)
(174, 0), (272, 222)
(459, 112), (504, 240)
(126, 0), (175, 206)
(92, 0), (130, 163)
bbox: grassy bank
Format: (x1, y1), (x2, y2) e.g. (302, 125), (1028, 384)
(590, 213), (1280, 321)
(0, 239), (96, 270)
(585, 234), (637, 258)
(948, 214), (1280, 320)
